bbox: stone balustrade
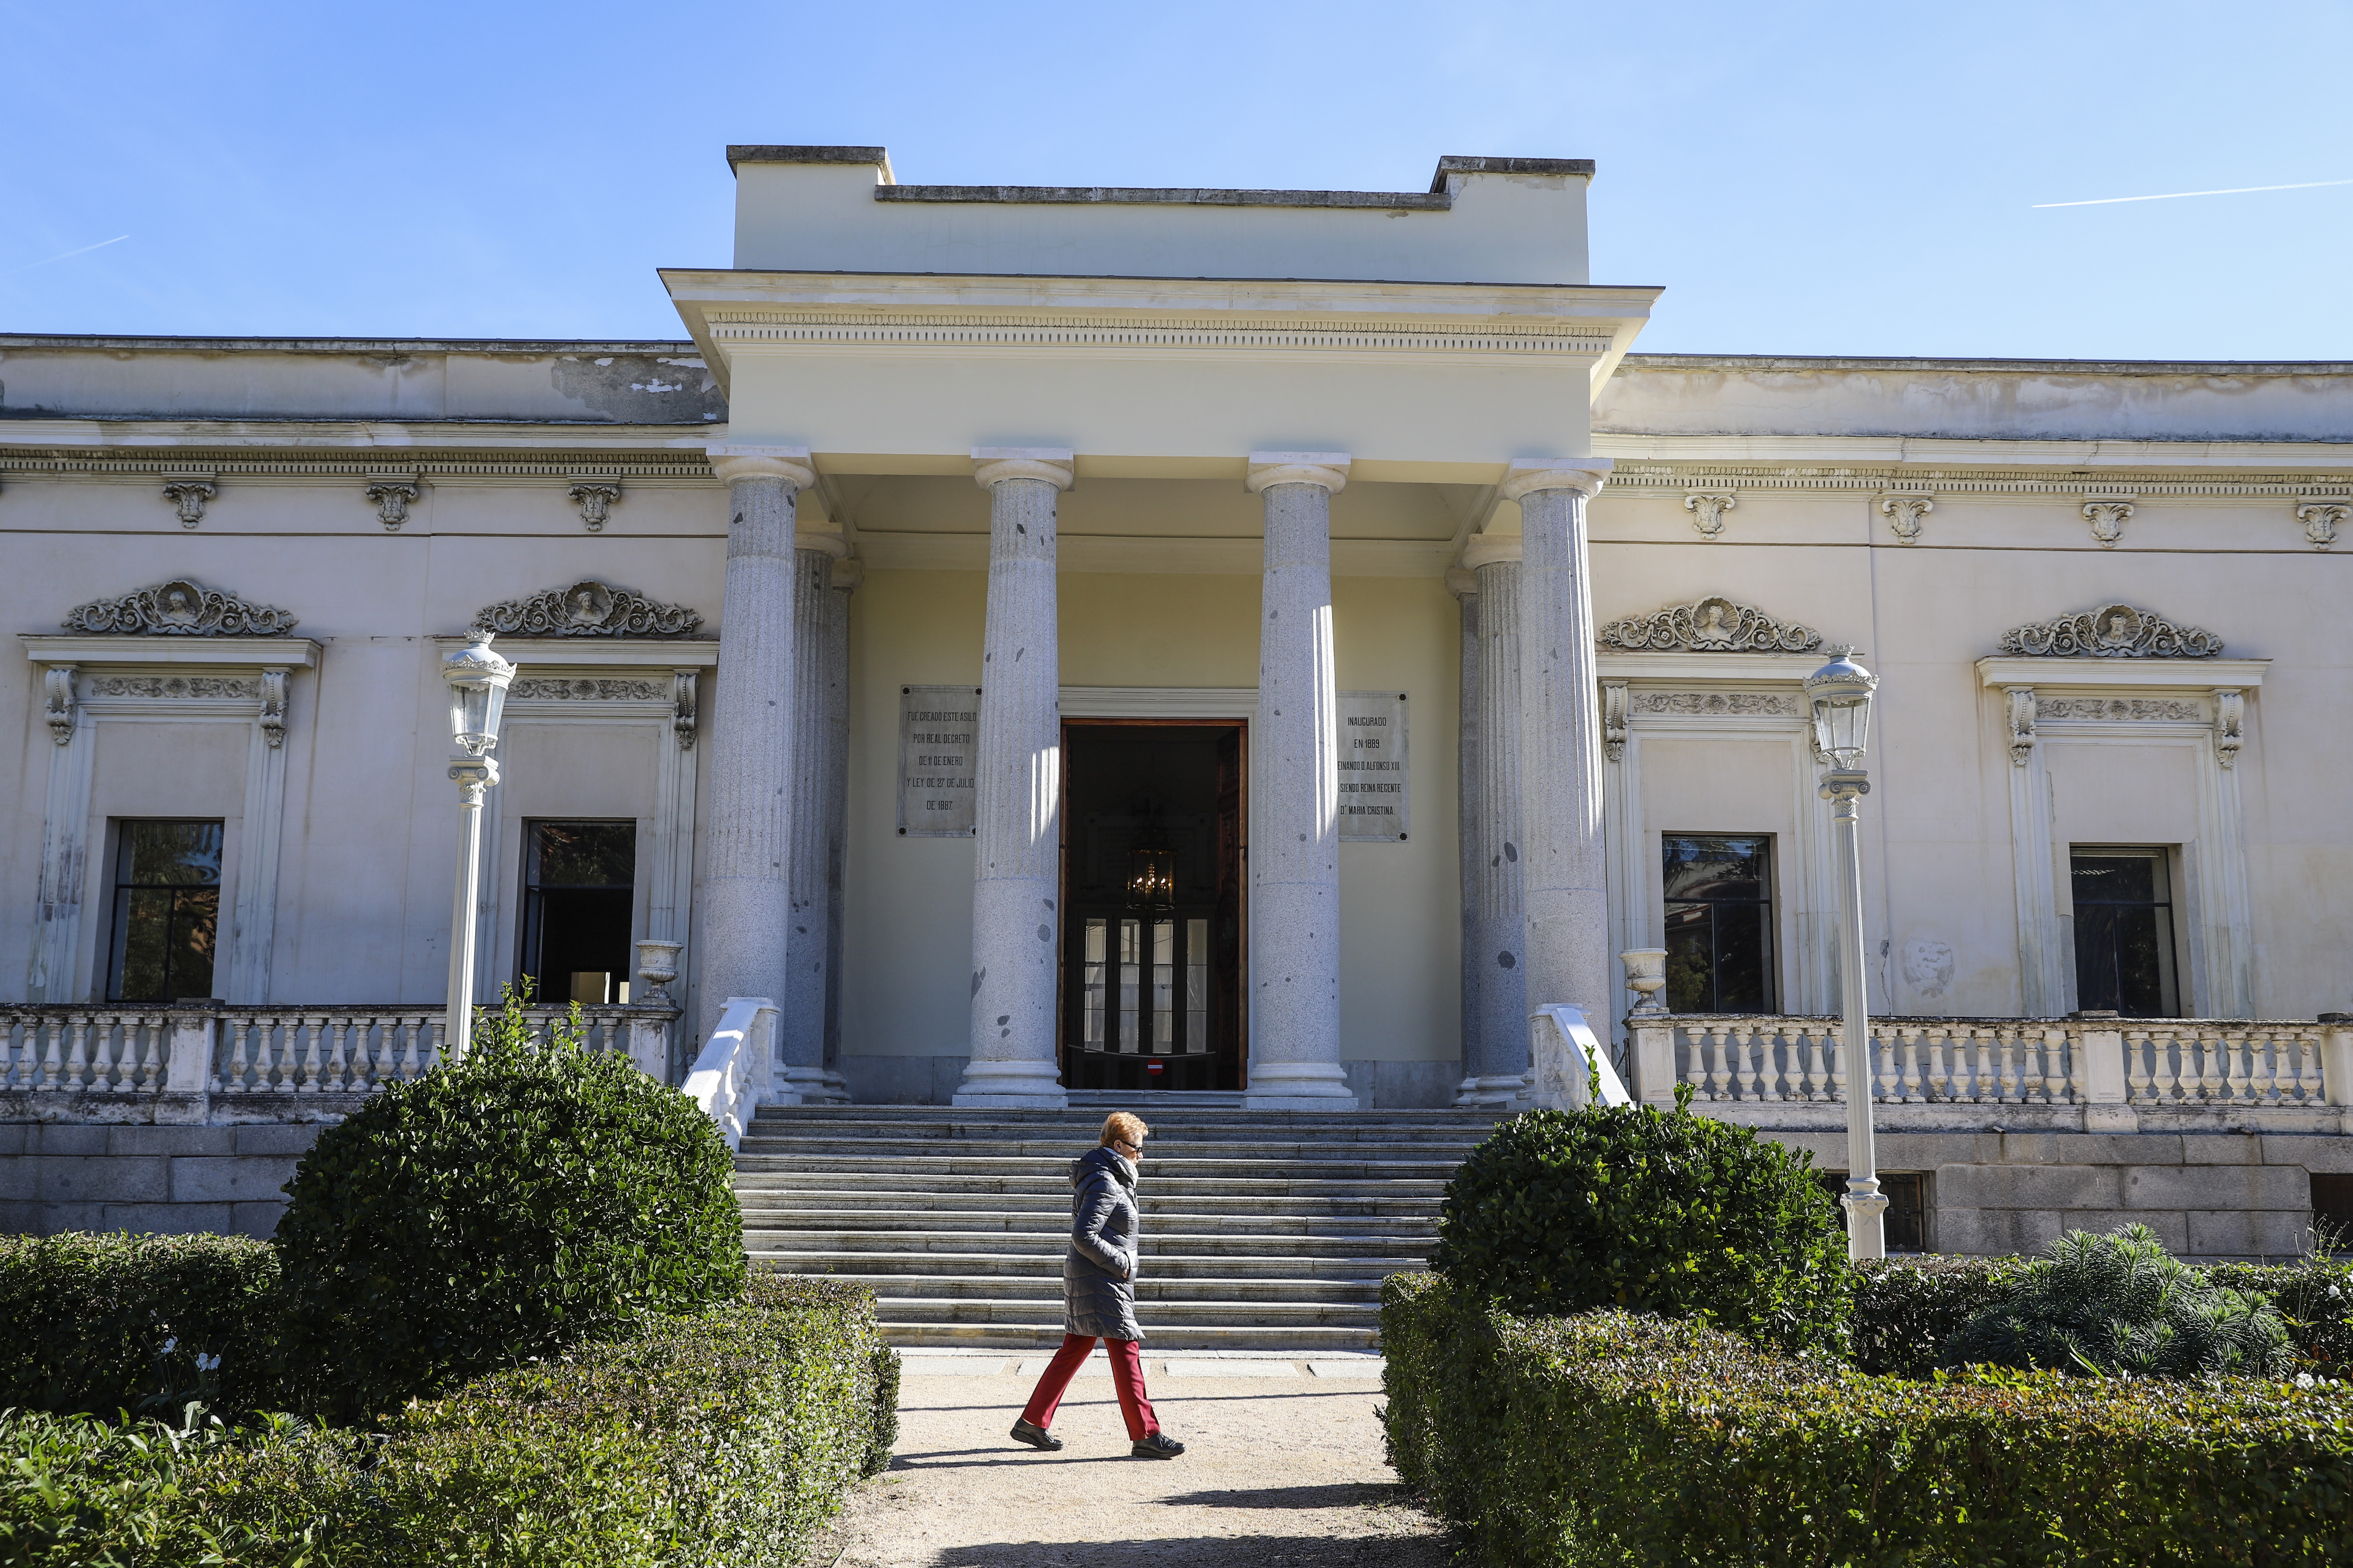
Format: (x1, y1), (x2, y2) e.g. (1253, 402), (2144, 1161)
(0, 1002), (680, 1125)
(1626, 1013), (2353, 1135)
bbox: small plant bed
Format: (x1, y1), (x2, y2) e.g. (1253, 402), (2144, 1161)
(0, 991), (898, 1565)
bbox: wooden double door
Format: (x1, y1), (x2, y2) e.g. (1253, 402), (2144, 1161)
(1059, 720), (1245, 1092)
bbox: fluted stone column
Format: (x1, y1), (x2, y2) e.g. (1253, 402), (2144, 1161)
(698, 446), (813, 1049)
(1509, 458), (1614, 1107)
(1462, 535), (1529, 1107)
(1449, 567), (1482, 1106)
(780, 522), (849, 1104)
(1243, 453), (1359, 1111)
(819, 558), (859, 1103)
(951, 449), (1073, 1110)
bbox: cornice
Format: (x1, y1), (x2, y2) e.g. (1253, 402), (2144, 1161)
(22, 635), (321, 667)
(1975, 657), (2268, 690)
(0, 420), (719, 461)
(1598, 457), (2353, 496)
(0, 446), (718, 480)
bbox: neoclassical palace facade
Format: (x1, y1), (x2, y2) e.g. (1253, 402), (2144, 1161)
(3, 146), (2351, 1249)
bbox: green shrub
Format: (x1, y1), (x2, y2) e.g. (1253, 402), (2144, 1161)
(1851, 1254), (2026, 1377)
(275, 988), (746, 1419)
(1428, 1098), (1851, 1353)
(0, 1286), (893, 1566)
(0, 1233), (283, 1419)
(1946, 1223), (2293, 1378)
(2206, 1259), (2353, 1377)
(1382, 1271), (2353, 1567)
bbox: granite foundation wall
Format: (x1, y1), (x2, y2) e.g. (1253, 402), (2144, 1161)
(835, 1055), (1465, 1109)
(0, 1121), (325, 1239)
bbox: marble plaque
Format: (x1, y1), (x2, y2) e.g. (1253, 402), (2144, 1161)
(1337, 690), (1408, 842)
(898, 685), (980, 837)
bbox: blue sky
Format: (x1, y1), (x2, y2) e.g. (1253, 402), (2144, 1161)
(4, 0), (2349, 358)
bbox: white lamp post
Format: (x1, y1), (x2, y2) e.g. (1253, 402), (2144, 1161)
(1805, 645), (1888, 1261)
(441, 633), (515, 1060)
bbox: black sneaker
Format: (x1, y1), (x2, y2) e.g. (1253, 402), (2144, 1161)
(1131, 1432), (1186, 1459)
(1009, 1419), (1063, 1451)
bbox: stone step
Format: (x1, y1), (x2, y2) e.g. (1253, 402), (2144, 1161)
(732, 1155), (1465, 1180)
(751, 1250), (1420, 1281)
(751, 1105), (1496, 1124)
(732, 1171), (1450, 1199)
(742, 1117), (1493, 1142)
(876, 1295), (1377, 1327)
(816, 1273), (1387, 1303)
(748, 1230), (1432, 1258)
(881, 1322), (1382, 1351)
(740, 1208), (1436, 1238)
(735, 1189), (1441, 1218)
(735, 1138), (1483, 1161)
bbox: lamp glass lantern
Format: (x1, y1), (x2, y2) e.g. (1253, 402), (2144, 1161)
(1126, 843), (1176, 913)
(443, 633), (516, 756)
(1804, 646), (1877, 770)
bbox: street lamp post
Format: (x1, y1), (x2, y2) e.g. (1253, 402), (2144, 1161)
(442, 633), (515, 1061)
(1805, 645), (1887, 1261)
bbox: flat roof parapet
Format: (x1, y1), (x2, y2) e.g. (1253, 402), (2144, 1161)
(1430, 156), (1596, 189)
(727, 145), (896, 179)
(875, 184), (1451, 211)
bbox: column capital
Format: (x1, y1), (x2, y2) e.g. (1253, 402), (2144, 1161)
(1500, 457), (1612, 503)
(796, 527), (850, 559)
(707, 444), (816, 489)
(1247, 451), (1350, 494)
(1445, 567), (1478, 598)
(1461, 534), (1523, 570)
(973, 447), (1075, 490)
(830, 557), (865, 593)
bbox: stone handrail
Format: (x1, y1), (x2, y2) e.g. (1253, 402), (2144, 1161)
(0, 1002), (680, 1124)
(683, 995), (776, 1152)
(1625, 1012), (2353, 1134)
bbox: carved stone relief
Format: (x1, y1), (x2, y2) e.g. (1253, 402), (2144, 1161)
(365, 471), (420, 531)
(1602, 681), (1627, 762)
(60, 579), (300, 637)
(2036, 696), (2204, 722)
(672, 670), (698, 751)
(1879, 493), (1934, 544)
(2004, 686), (2036, 767)
(1597, 596), (1824, 654)
(510, 677), (669, 702)
(2298, 501), (2347, 550)
(161, 474), (216, 528)
(2082, 498), (2135, 549)
(472, 579), (704, 638)
(2215, 689), (2244, 769)
(1682, 491), (1735, 541)
(86, 675), (262, 700)
(1630, 691), (1799, 716)
(568, 477), (623, 532)
(1994, 602), (2222, 659)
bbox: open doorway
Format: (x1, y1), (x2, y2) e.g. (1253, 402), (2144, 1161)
(1060, 720), (1246, 1091)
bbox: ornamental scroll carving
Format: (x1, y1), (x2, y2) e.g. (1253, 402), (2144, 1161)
(472, 579), (704, 638)
(60, 579), (299, 636)
(510, 677), (669, 702)
(1596, 596), (1824, 654)
(1995, 603), (2222, 659)
(2037, 697), (2204, 722)
(1631, 692), (1800, 716)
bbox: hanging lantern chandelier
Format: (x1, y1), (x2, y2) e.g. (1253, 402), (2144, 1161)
(1126, 806), (1176, 913)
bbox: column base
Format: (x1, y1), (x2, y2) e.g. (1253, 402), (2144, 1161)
(815, 1069), (851, 1105)
(1241, 1061), (1359, 1112)
(772, 1065), (831, 1107)
(1452, 1075), (1531, 1111)
(950, 1058), (1069, 1110)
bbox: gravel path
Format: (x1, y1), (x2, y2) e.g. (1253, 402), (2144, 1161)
(804, 1361), (1454, 1567)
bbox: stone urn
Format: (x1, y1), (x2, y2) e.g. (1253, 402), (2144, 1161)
(1620, 948), (1669, 1015)
(634, 939), (683, 1005)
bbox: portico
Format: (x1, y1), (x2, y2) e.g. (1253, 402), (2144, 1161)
(663, 147), (1654, 1107)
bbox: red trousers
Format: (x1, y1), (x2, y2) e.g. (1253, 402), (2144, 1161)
(1019, 1334), (1159, 1440)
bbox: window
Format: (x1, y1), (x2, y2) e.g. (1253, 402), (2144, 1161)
(1662, 834), (1775, 1013)
(519, 821), (635, 1005)
(1818, 1172), (1928, 1252)
(2070, 847), (2179, 1017)
(107, 820), (223, 1002)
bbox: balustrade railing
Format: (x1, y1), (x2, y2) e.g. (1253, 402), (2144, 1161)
(0, 1002), (678, 1113)
(1626, 1013), (2351, 1128)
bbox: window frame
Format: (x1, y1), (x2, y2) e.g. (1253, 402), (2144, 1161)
(1660, 830), (1780, 1015)
(104, 818), (226, 1004)
(2066, 843), (2184, 1018)
(515, 818), (639, 1005)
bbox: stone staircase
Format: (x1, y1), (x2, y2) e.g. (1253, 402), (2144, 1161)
(733, 1102), (1499, 1350)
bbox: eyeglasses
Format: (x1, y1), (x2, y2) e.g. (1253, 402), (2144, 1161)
(1113, 1139), (1142, 1155)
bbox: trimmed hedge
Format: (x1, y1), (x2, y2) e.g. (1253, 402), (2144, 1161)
(0, 1232), (283, 1420)
(1384, 1270), (2353, 1567)
(0, 1280), (897, 1566)
(1430, 1102), (1852, 1353)
(277, 992), (747, 1419)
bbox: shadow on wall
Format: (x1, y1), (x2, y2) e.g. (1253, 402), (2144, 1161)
(833, 1055), (1463, 1107)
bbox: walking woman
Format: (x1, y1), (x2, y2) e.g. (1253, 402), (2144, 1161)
(1010, 1111), (1186, 1458)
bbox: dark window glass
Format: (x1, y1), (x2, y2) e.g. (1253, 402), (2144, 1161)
(1819, 1172), (1927, 1252)
(1662, 834), (1775, 1013)
(2071, 848), (2178, 1017)
(520, 822), (635, 1005)
(108, 821), (223, 1002)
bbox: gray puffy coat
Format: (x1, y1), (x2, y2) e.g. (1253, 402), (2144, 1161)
(1063, 1145), (1143, 1340)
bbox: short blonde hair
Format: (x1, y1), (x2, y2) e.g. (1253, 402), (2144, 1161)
(1100, 1111), (1150, 1150)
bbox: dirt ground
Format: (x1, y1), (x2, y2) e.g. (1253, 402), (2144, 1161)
(802, 1363), (1456, 1568)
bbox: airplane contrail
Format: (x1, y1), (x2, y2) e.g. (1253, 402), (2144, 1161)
(0, 234), (131, 277)
(2034, 179), (2353, 209)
